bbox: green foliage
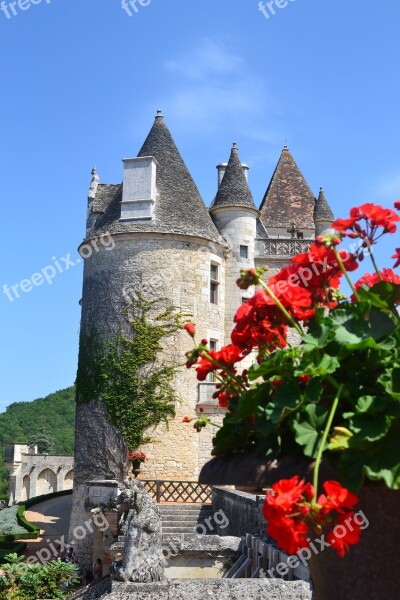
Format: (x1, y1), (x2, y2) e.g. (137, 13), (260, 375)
(0, 555), (78, 599)
(212, 289), (400, 492)
(0, 387), (75, 502)
(76, 294), (183, 450)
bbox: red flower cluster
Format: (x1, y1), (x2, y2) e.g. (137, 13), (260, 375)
(128, 451), (147, 463)
(354, 268), (400, 303)
(333, 203), (400, 243)
(263, 477), (362, 557)
(232, 290), (288, 352)
(195, 344), (246, 381)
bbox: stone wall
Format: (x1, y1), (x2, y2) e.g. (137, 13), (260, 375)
(212, 486), (266, 538)
(78, 233), (226, 483)
(101, 579), (312, 599)
(4, 444), (74, 505)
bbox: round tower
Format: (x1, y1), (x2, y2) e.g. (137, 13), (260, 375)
(70, 112), (227, 564)
(209, 143), (259, 344)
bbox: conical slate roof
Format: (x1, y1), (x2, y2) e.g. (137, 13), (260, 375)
(259, 146), (316, 230)
(314, 187), (334, 222)
(210, 143), (256, 212)
(91, 112), (221, 242)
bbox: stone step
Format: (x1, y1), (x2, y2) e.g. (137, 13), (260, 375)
(158, 504), (213, 511)
(162, 526), (200, 534)
(161, 514), (210, 523)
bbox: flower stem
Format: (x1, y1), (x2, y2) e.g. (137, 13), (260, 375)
(312, 384), (343, 503)
(332, 248), (361, 302)
(257, 280), (304, 335)
(366, 244), (383, 281)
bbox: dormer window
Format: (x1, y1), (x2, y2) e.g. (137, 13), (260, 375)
(120, 156), (158, 221)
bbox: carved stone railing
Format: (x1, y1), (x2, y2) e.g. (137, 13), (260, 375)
(260, 238), (313, 257)
(142, 480), (213, 504)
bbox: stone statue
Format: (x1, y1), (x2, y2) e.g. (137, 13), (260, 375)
(110, 477), (165, 583)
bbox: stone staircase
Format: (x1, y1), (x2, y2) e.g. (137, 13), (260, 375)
(160, 504), (215, 538)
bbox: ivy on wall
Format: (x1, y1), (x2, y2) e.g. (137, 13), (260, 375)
(75, 293), (183, 450)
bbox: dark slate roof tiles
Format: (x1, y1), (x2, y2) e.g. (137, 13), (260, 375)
(91, 113), (221, 243)
(210, 143), (256, 211)
(314, 187), (334, 222)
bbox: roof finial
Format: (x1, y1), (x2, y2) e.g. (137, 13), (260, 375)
(156, 109), (163, 119)
(283, 140), (288, 150)
(88, 166), (100, 200)
(232, 141), (238, 149)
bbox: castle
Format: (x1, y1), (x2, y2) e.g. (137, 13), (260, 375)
(70, 111), (333, 560)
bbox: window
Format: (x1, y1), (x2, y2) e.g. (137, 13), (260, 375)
(240, 245), (248, 259)
(210, 264), (219, 305)
(208, 339), (218, 382)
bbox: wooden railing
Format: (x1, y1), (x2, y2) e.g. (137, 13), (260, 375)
(225, 533), (311, 582)
(142, 480), (212, 504)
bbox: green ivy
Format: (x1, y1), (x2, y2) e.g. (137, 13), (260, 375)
(75, 294), (183, 450)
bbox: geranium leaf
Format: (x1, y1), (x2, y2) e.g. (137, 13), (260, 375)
(292, 405), (328, 458)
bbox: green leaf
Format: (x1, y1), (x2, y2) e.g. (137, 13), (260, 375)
(292, 405), (328, 458)
(357, 281), (400, 310)
(339, 425), (400, 491)
(350, 413), (392, 442)
(302, 353), (340, 376)
(327, 426), (353, 451)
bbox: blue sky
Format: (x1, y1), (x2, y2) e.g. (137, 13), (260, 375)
(1, 0), (399, 408)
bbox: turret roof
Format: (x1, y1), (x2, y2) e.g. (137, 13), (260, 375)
(259, 146), (316, 230)
(210, 143), (257, 212)
(314, 187), (334, 222)
(90, 112), (221, 243)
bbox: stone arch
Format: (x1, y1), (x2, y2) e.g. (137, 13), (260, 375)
(37, 469), (57, 496)
(64, 469), (74, 490)
(21, 475), (30, 502)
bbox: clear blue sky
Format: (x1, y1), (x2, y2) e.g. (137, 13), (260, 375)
(1, 0), (399, 407)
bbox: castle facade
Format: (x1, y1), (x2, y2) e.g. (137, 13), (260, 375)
(70, 111), (333, 561)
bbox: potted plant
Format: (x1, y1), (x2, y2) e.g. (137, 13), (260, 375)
(127, 451), (148, 478)
(184, 201), (400, 600)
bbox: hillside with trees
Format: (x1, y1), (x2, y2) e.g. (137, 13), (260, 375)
(0, 387), (75, 500)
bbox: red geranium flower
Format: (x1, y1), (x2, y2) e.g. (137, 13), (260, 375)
(326, 513), (363, 557)
(395, 200), (400, 211)
(182, 416), (192, 423)
(333, 203), (400, 243)
(317, 480), (359, 514)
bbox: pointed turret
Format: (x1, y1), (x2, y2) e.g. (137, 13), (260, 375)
(314, 187), (334, 236)
(210, 143), (257, 212)
(92, 111), (220, 242)
(259, 146), (316, 237)
(209, 143), (258, 344)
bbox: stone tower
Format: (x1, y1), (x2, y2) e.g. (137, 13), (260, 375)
(209, 143), (258, 344)
(70, 113), (333, 562)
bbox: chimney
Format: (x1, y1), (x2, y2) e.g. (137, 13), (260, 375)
(216, 162), (249, 187)
(120, 156), (158, 221)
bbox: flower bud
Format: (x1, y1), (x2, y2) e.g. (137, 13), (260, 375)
(184, 323), (196, 338)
